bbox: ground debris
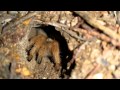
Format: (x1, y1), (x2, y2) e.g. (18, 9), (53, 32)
(0, 11), (120, 79)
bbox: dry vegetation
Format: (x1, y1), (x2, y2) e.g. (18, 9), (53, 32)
(0, 11), (120, 79)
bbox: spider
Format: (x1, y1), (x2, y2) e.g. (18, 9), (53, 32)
(27, 27), (61, 71)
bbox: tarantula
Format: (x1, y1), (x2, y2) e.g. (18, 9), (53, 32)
(27, 27), (61, 71)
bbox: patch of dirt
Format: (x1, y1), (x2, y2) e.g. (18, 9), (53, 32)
(0, 11), (120, 79)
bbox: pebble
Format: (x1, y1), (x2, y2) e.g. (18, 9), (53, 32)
(92, 73), (103, 79)
(8, 11), (18, 15)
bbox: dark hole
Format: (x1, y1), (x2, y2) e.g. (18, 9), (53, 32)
(72, 11), (80, 17)
(8, 63), (12, 72)
(35, 25), (74, 78)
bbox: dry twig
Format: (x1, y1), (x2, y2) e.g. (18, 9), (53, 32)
(2, 11), (39, 33)
(34, 20), (86, 41)
(84, 64), (100, 79)
(67, 41), (89, 70)
(74, 11), (120, 41)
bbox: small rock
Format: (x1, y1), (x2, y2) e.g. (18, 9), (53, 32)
(108, 65), (116, 71)
(92, 73), (103, 79)
(71, 17), (78, 27)
(8, 11), (18, 15)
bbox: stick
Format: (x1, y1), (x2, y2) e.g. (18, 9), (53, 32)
(2, 11), (39, 33)
(74, 11), (120, 41)
(34, 20), (86, 41)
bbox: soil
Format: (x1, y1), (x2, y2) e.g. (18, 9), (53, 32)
(0, 11), (120, 79)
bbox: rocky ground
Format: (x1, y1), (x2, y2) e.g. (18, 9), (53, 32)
(0, 11), (120, 79)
